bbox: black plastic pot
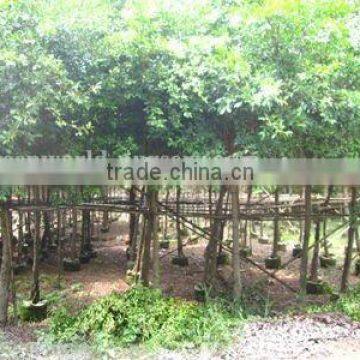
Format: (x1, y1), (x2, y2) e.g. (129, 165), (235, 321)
(292, 245), (302, 258)
(265, 255), (281, 269)
(126, 260), (135, 271)
(330, 293), (340, 302)
(306, 280), (327, 295)
(172, 255), (189, 267)
(216, 252), (229, 266)
(48, 243), (58, 253)
(19, 300), (48, 322)
(355, 259), (360, 276)
(194, 283), (206, 302)
(160, 240), (170, 249)
(24, 233), (33, 246)
(13, 262), (27, 275)
(258, 237), (270, 245)
(100, 227), (110, 234)
(320, 255), (337, 268)
(125, 269), (138, 284)
(125, 247), (133, 260)
(63, 258), (81, 272)
(40, 250), (49, 261)
(79, 251), (91, 264)
(239, 246), (252, 258)
(276, 243), (287, 252)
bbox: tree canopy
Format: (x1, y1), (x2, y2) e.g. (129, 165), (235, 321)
(1, 0), (359, 157)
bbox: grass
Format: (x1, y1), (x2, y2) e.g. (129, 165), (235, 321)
(46, 285), (254, 350)
(307, 285), (360, 321)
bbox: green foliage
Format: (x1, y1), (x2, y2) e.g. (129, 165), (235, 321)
(307, 285), (360, 321)
(2, 0), (359, 157)
(19, 300), (48, 322)
(48, 286), (246, 349)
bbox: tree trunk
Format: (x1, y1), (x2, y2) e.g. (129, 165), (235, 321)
(17, 210), (24, 262)
(204, 185), (227, 287)
(323, 185), (333, 256)
(135, 215), (146, 274)
(41, 211), (51, 256)
(231, 186), (242, 299)
(81, 209), (91, 254)
(299, 219), (303, 245)
(151, 190), (160, 288)
(208, 185), (213, 229)
(56, 209), (62, 289)
(219, 191), (230, 254)
(163, 189), (169, 241)
(41, 186), (51, 255)
(300, 185), (312, 294)
(140, 187), (156, 286)
(260, 221), (264, 238)
(26, 186), (31, 237)
(101, 186), (109, 232)
(355, 227), (360, 253)
(176, 186), (183, 256)
(271, 187), (280, 257)
(323, 218), (330, 257)
(30, 186), (41, 303)
(0, 207), (12, 327)
(128, 185), (137, 254)
(341, 187), (357, 293)
(310, 220), (320, 282)
(129, 213), (139, 261)
(70, 207), (77, 259)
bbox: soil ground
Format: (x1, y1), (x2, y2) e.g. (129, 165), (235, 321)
(1, 215), (359, 358)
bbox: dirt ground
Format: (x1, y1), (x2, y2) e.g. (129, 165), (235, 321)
(11, 214), (360, 313)
(1, 214), (360, 357)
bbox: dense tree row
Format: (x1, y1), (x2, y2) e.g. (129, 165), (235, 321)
(0, 0), (359, 325)
(1, 0), (359, 157)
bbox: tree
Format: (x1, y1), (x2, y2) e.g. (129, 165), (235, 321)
(0, 193), (12, 326)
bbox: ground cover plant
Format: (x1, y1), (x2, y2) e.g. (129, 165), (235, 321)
(47, 286), (248, 350)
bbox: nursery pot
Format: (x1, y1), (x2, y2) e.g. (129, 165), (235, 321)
(160, 240), (170, 249)
(172, 255), (189, 267)
(19, 300), (48, 322)
(63, 258), (81, 272)
(216, 252), (229, 266)
(125, 269), (138, 284)
(126, 260), (135, 271)
(276, 243), (287, 252)
(100, 226), (110, 234)
(258, 236), (270, 245)
(48, 243), (58, 253)
(292, 245), (302, 258)
(306, 280), (327, 295)
(355, 259), (360, 276)
(320, 255), (337, 268)
(79, 251), (91, 264)
(265, 255), (281, 270)
(13, 261), (27, 275)
(194, 283), (206, 302)
(239, 246), (252, 258)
